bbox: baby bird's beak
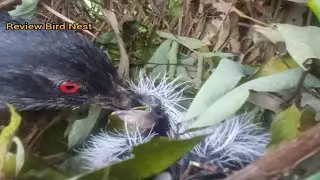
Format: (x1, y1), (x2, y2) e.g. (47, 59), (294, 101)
(111, 110), (156, 132)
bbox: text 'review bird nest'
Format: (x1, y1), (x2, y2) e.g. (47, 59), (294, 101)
(1, 0), (320, 180)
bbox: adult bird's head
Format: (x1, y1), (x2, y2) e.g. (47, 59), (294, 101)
(0, 12), (136, 112)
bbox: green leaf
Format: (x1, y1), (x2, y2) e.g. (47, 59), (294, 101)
(176, 66), (191, 81)
(269, 105), (300, 146)
(67, 168), (110, 180)
(179, 55), (196, 65)
(145, 39), (172, 77)
(122, 21), (147, 44)
(252, 55), (298, 78)
(190, 68), (320, 129)
(21, 168), (68, 180)
(108, 136), (204, 180)
(3, 153), (16, 177)
(2, 137), (24, 177)
(68, 106), (102, 148)
(156, 31), (203, 50)
(12, 137), (25, 176)
(95, 32), (117, 45)
(168, 41), (179, 76)
(168, 0), (180, 21)
(18, 151), (70, 179)
(199, 52), (234, 59)
(276, 24), (320, 70)
(83, 0), (103, 16)
(9, 0), (39, 20)
(301, 92), (320, 122)
(36, 119), (68, 155)
(299, 107), (317, 132)
(175, 55), (198, 81)
(185, 59), (246, 120)
(132, 45), (158, 63)
(0, 105), (21, 175)
(308, 0), (320, 22)
(306, 171), (320, 180)
(146, 39), (172, 67)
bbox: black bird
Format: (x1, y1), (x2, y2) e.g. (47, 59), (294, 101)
(0, 11), (169, 143)
(0, 11), (142, 141)
(0, 12), (134, 111)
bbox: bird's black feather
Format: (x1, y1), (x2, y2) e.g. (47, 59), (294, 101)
(0, 11), (133, 110)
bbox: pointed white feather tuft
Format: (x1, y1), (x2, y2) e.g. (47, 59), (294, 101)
(78, 121), (155, 170)
(181, 114), (269, 169)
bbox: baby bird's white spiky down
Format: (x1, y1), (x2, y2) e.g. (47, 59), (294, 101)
(181, 114), (270, 169)
(77, 70), (270, 177)
(79, 121), (155, 170)
(127, 71), (188, 135)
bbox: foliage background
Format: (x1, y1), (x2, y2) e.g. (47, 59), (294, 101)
(2, 0), (320, 180)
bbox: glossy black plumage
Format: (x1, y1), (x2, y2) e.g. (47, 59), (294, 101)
(0, 11), (133, 111)
(0, 12), (171, 138)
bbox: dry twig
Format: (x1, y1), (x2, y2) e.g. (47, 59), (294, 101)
(102, 9), (130, 78)
(0, 0), (21, 11)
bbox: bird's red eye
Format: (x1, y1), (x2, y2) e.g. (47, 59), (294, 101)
(59, 81), (80, 94)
